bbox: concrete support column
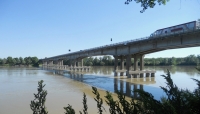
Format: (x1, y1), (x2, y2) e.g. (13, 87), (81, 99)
(43, 61), (47, 66)
(114, 56), (118, 76)
(140, 54), (145, 78)
(133, 55), (138, 78)
(140, 55), (144, 70)
(72, 60), (76, 67)
(120, 56), (124, 70)
(70, 60), (73, 68)
(58, 60), (63, 69)
(134, 55), (138, 71)
(54, 60), (58, 69)
(120, 56), (124, 76)
(81, 59), (83, 67)
(48, 60), (53, 68)
(77, 59), (83, 67)
(51, 61), (53, 66)
(61, 60), (63, 65)
(126, 55), (131, 78)
(47, 61), (50, 67)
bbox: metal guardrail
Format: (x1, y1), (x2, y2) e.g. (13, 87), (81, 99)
(82, 28), (200, 52)
(44, 27), (200, 60)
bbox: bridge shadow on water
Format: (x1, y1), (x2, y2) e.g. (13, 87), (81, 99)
(44, 68), (166, 100)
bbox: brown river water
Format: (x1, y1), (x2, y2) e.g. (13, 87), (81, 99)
(0, 66), (200, 114)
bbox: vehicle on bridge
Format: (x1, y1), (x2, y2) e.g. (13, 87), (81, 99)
(150, 19), (200, 38)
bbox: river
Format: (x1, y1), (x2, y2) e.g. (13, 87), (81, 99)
(0, 66), (200, 114)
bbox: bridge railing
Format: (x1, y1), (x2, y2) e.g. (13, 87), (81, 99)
(83, 28), (200, 52)
(45, 28), (200, 60)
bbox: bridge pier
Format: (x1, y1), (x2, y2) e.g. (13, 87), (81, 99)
(114, 54), (146, 78)
(58, 59), (63, 69)
(114, 56), (118, 76)
(42, 61), (47, 67)
(47, 60), (53, 68)
(120, 56), (125, 76)
(139, 54), (144, 78)
(126, 54), (131, 78)
(133, 54), (138, 78)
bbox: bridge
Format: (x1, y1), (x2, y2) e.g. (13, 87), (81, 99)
(41, 28), (200, 78)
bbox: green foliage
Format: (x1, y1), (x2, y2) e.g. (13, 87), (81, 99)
(7, 56), (13, 65)
(0, 56), (39, 66)
(30, 80), (48, 114)
(64, 105), (75, 114)
(145, 54), (200, 66)
(158, 70), (200, 114)
(32, 57), (39, 66)
(92, 87), (105, 114)
(125, 0), (170, 13)
(24, 57), (32, 65)
(79, 93), (88, 114)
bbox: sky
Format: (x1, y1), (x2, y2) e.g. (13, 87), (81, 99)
(0, 0), (200, 59)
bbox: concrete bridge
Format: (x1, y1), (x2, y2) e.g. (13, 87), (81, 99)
(41, 29), (200, 78)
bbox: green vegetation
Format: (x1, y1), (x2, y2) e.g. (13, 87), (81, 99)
(30, 80), (48, 114)
(31, 69), (200, 114)
(0, 56), (39, 67)
(1, 54), (199, 67)
(125, 0), (169, 13)
(63, 54), (200, 66)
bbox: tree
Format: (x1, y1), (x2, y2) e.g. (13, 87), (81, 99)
(30, 80), (48, 114)
(7, 56), (13, 65)
(19, 57), (25, 65)
(185, 55), (197, 65)
(31, 57), (39, 65)
(2, 58), (7, 65)
(24, 57), (32, 66)
(12, 58), (16, 65)
(170, 57), (176, 66)
(93, 57), (100, 66)
(0, 58), (2, 65)
(84, 57), (94, 66)
(100, 61), (105, 66)
(125, 0), (170, 13)
(14, 58), (20, 65)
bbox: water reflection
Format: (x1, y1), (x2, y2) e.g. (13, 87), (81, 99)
(91, 66), (113, 75)
(41, 65), (200, 99)
(114, 78), (143, 99)
(145, 66), (199, 76)
(51, 70), (158, 99)
(42, 66), (200, 76)
(0, 67), (39, 76)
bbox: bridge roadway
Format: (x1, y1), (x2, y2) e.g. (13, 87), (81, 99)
(41, 29), (200, 78)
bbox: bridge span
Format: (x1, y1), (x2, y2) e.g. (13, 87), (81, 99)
(41, 29), (200, 78)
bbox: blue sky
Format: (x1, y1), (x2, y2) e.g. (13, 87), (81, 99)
(0, 0), (200, 59)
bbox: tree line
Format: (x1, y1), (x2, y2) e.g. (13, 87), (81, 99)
(1, 54), (199, 67)
(0, 56), (39, 67)
(63, 54), (200, 66)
